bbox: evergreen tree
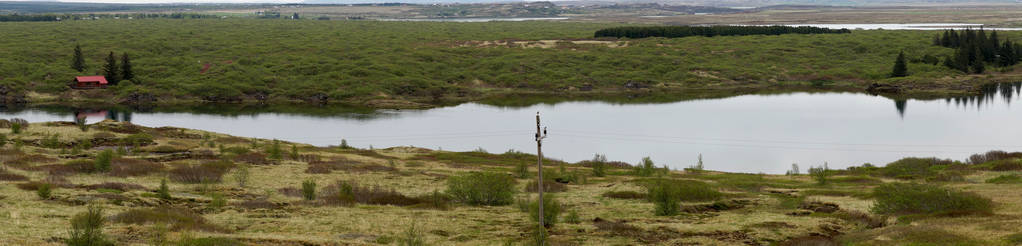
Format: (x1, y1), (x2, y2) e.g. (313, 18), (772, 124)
(891, 51), (908, 77)
(972, 55), (986, 74)
(950, 30), (960, 48)
(953, 47), (971, 73)
(71, 44), (86, 72)
(102, 52), (119, 85)
(940, 30), (951, 47)
(1000, 40), (1016, 67)
(120, 53), (133, 82)
(988, 31), (1000, 62)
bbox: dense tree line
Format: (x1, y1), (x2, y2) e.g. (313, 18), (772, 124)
(934, 29), (1020, 74)
(593, 25), (851, 39)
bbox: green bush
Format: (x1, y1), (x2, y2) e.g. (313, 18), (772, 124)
(266, 139), (283, 160)
(985, 174), (1022, 184)
(66, 205), (112, 246)
(302, 180), (317, 201)
(809, 165), (830, 185)
(515, 162), (531, 179)
(36, 183), (52, 199)
(94, 149), (114, 172)
(158, 179), (171, 200)
(591, 154), (607, 177)
(633, 157), (657, 177)
(397, 223), (425, 246)
(871, 183), (993, 216)
(881, 157), (952, 179)
(648, 180), (680, 216)
(564, 209), (581, 224)
(446, 172), (517, 206)
(528, 194), (562, 228)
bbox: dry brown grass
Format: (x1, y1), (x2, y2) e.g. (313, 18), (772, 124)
(109, 158), (164, 177)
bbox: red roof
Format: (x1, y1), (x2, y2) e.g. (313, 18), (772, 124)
(75, 76), (108, 84)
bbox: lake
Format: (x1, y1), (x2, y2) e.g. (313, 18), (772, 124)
(3, 83), (1022, 174)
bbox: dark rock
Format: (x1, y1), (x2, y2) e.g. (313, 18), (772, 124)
(866, 83), (902, 94)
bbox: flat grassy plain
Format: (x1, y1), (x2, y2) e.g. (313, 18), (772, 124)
(2, 19), (1020, 108)
(2, 121), (1022, 245)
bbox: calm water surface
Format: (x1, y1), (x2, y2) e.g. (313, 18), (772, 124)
(4, 84), (1022, 174)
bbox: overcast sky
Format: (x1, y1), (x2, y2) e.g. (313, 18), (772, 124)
(11, 0), (307, 3)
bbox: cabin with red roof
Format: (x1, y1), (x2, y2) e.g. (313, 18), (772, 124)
(72, 76), (108, 89)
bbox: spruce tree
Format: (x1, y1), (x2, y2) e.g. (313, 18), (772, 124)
(972, 57), (986, 74)
(71, 44), (86, 72)
(1000, 40), (1015, 67)
(102, 52), (119, 85)
(120, 53), (134, 82)
(954, 47), (971, 73)
(891, 51), (908, 77)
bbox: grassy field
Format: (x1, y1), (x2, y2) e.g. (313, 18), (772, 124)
(2, 19), (1022, 109)
(1, 121), (1022, 245)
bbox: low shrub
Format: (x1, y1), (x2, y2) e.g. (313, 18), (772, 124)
(524, 178), (567, 193)
(447, 172), (517, 206)
(234, 152), (268, 165)
(397, 223), (425, 246)
(602, 190), (646, 200)
(110, 158), (164, 177)
(528, 194), (562, 228)
(809, 165), (830, 185)
(985, 174), (1022, 184)
(514, 162), (530, 179)
(94, 149), (114, 172)
(302, 180), (317, 201)
(111, 207), (228, 232)
(319, 181), (425, 207)
(66, 205), (112, 246)
(989, 160), (1022, 171)
(648, 180), (680, 216)
(564, 209), (581, 224)
(871, 183), (993, 216)
(81, 182), (147, 192)
(632, 157), (657, 177)
(880, 157), (953, 179)
(169, 164), (227, 183)
(647, 179), (722, 202)
(119, 133), (154, 146)
(158, 179), (172, 199)
(968, 150), (1022, 164)
(36, 183), (52, 199)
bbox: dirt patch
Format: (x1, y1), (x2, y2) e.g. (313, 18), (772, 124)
(799, 201), (840, 213)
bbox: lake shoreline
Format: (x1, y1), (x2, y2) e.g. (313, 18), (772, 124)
(5, 75), (1018, 111)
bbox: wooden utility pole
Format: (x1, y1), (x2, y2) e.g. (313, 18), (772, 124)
(535, 112), (548, 233)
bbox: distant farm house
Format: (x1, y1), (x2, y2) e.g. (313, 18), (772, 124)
(72, 76), (108, 89)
